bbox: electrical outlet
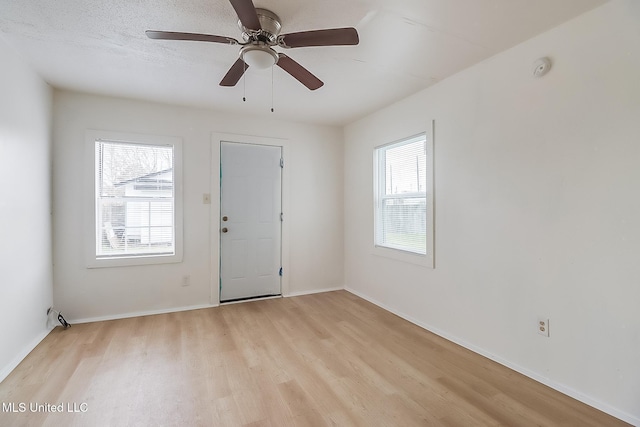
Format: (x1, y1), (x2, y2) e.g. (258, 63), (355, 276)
(181, 275), (191, 287)
(537, 316), (550, 337)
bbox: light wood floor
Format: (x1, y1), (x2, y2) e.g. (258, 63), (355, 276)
(0, 291), (628, 426)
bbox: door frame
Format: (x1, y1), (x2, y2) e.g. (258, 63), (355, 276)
(210, 132), (290, 306)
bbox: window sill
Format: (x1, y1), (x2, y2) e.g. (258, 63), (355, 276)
(86, 252), (182, 269)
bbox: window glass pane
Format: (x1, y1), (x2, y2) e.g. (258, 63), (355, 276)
(385, 139), (426, 195)
(380, 197), (427, 254)
(98, 142), (173, 197)
(96, 141), (175, 258)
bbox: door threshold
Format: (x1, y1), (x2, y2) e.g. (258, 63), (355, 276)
(220, 294), (282, 305)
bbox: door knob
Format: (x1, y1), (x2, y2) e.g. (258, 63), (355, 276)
(221, 227), (228, 233)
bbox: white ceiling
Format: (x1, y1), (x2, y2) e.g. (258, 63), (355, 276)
(0, 0), (606, 126)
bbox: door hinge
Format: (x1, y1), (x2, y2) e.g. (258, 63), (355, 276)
(280, 158), (284, 168)
(279, 267), (283, 277)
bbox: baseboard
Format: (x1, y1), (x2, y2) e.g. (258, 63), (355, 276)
(69, 289), (345, 324)
(344, 287), (639, 426)
(69, 303), (219, 324)
(0, 328), (54, 384)
(284, 286), (343, 298)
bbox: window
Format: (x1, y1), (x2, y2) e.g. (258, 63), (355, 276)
(85, 131), (182, 267)
(375, 131), (433, 265)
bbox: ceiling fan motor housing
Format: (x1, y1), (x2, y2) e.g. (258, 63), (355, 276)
(239, 8), (282, 43)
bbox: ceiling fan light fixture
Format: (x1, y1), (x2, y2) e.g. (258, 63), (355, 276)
(241, 45), (279, 69)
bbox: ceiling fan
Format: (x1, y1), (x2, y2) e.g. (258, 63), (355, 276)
(146, 0), (360, 90)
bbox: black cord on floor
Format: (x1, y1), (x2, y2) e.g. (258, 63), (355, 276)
(57, 312), (71, 329)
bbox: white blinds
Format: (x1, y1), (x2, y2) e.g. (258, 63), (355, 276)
(375, 134), (427, 255)
(95, 140), (175, 258)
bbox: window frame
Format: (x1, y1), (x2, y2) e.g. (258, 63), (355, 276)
(84, 130), (183, 268)
(373, 126), (434, 268)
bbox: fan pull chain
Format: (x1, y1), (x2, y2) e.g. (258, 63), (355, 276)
(271, 65), (274, 113)
(243, 60), (247, 102)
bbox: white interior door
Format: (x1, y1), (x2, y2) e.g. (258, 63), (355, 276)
(220, 141), (282, 302)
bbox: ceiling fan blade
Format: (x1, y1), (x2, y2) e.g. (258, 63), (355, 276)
(279, 28), (359, 48)
(220, 58), (249, 87)
(146, 30), (238, 45)
(229, 0), (261, 31)
(276, 54), (323, 91)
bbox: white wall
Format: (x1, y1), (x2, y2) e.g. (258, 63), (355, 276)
(344, 1), (640, 424)
(52, 91), (343, 321)
(0, 38), (53, 381)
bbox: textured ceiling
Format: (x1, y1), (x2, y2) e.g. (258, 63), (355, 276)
(0, 0), (607, 125)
